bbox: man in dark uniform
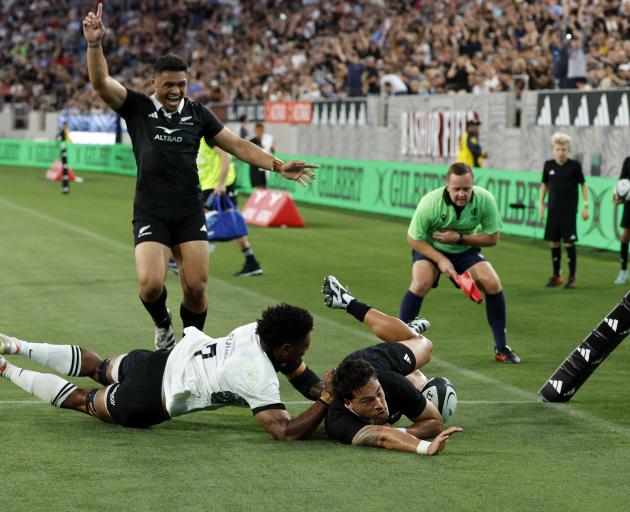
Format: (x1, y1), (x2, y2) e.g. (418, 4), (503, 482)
(249, 123), (275, 189)
(321, 276), (462, 455)
(613, 157), (630, 285)
(83, 4), (316, 350)
(538, 132), (589, 289)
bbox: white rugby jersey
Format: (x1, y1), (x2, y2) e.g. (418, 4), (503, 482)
(162, 324), (284, 417)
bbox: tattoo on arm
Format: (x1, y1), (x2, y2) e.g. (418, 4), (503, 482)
(351, 425), (382, 447)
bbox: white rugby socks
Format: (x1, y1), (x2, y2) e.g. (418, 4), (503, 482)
(1, 362), (77, 407)
(8, 339), (82, 377)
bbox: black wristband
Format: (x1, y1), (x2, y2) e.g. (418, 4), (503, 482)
(347, 300), (372, 322)
(88, 42), (102, 48)
(457, 233), (465, 245)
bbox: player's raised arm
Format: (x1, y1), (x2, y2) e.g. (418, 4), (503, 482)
(213, 127), (318, 187)
(83, 3), (127, 110)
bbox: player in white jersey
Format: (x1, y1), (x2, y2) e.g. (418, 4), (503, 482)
(0, 304), (334, 441)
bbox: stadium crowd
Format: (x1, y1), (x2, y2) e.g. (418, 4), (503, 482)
(1, 0), (630, 113)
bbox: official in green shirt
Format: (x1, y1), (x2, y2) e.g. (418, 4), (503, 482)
(400, 162), (520, 364)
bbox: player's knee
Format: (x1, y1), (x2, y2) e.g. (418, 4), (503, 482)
(409, 280), (431, 296)
(138, 278), (164, 302)
(60, 388), (88, 411)
(418, 337), (433, 360)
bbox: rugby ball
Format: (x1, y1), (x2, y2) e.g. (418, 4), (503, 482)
(616, 179), (630, 201)
(421, 376), (457, 424)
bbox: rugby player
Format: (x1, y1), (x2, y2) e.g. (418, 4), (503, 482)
(399, 162), (520, 363)
(83, 4), (316, 350)
(538, 132), (589, 289)
(0, 304), (331, 440)
(322, 276), (462, 455)
(612, 156), (630, 285)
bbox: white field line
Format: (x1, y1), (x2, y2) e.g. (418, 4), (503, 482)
(2, 198), (630, 437)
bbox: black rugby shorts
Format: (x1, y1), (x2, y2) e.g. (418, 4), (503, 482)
(132, 203), (208, 247)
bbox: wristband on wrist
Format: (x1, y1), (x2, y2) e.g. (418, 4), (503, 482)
(88, 42), (102, 48)
(271, 158), (284, 173)
(319, 390), (334, 406)
(416, 440), (431, 455)
(457, 232), (465, 245)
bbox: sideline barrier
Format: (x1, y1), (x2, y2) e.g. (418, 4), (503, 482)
(236, 155), (619, 251)
(0, 139), (619, 250)
(0, 138), (136, 175)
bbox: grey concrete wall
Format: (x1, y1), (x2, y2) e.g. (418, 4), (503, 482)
(2, 89), (628, 177)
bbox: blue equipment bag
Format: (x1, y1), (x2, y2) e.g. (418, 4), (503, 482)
(205, 194), (249, 242)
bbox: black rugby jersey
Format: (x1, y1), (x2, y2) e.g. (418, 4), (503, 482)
(324, 371), (427, 445)
(542, 158), (585, 216)
(116, 89), (224, 208)
(620, 157), (630, 181)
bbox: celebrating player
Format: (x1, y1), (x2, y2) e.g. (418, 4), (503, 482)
(398, 162), (520, 363)
(613, 157), (630, 285)
(0, 304), (331, 439)
(322, 276), (462, 455)
(538, 132), (589, 289)
(83, 4), (317, 350)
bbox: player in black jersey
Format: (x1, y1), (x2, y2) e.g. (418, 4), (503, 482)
(538, 132), (589, 289)
(83, 5), (317, 349)
(321, 276), (462, 455)
(613, 157), (630, 285)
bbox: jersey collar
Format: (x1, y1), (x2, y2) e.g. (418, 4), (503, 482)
(149, 93), (185, 117)
(443, 187), (475, 217)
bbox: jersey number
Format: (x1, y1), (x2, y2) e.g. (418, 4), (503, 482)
(193, 343), (217, 360)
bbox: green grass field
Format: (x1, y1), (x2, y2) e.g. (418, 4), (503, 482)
(1, 166), (629, 512)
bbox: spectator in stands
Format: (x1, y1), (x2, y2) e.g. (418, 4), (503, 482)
(3, 0), (630, 112)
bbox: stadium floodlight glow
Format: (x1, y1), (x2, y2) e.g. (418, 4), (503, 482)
(538, 291), (630, 402)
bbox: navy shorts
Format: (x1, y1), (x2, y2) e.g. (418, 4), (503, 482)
(106, 349), (171, 428)
(346, 343), (416, 376)
(412, 247), (486, 288)
(132, 202), (207, 247)
(544, 214), (577, 243)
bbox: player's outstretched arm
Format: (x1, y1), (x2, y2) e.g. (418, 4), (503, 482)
(404, 400), (444, 439)
(213, 128), (318, 187)
(352, 425), (462, 455)
(254, 400), (329, 441)
(83, 3), (127, 110)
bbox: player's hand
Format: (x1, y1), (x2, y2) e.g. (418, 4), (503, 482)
(279, 161), (319, 187)
(427, 426), (463, 456)
(613, 195), (623, 205)
(437, 258), (457, 278)
(322, 368), (335, 394)
(83, 3), (105, 43)
(432, 229), (458, 244)
(581, 205), (589, 220)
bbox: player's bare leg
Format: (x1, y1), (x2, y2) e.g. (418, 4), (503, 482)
(0, 334), (124, 421)
(135, 242), (175, 349)
(322, 276), (433, 369)
(172, 240), (209, 330)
